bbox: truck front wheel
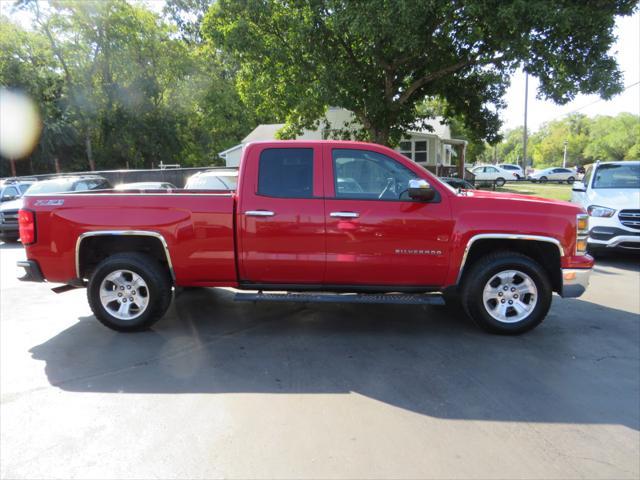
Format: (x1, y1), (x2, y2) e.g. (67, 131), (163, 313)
(461, 252), (552, 334)
(87, 253), (172, 332)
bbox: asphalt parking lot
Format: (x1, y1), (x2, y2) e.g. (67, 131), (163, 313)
(1, 242), (638, 479)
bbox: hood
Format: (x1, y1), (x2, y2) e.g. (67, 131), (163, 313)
(585, 188), (640, 211)
(0, 198), (24, 212)
(461, 188), (578, 208)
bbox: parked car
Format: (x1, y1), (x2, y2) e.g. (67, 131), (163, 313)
(440, 177), (476, 190)
(571, 161), (640, 254)
(0, 175), (111, 243)
(185, 169), (238, 190)
(0, 179), (35, 202)
(17, 140), (592, 335)
(470, 165), (518, 186)
(529, 167), (576, 184)
(114, 182), (176, 191)
(497, 164), (525, 179)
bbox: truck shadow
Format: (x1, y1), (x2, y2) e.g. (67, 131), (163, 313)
(593, 252), (640, 273)
(29, 288), (639, 430)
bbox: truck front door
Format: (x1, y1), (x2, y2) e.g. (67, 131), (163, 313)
(237, 144), (326, 284)
(323, 145), (453, 287)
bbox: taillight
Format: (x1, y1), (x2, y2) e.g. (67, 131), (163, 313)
(18, 209), (36, 245)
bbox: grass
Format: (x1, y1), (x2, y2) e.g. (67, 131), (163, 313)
(492, 182), (573, 201)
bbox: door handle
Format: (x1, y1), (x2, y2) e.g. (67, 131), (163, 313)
(245, 210), (275, 217)
(330, 211), (359, 219)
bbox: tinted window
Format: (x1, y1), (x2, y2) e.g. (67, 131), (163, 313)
(18, 184), (31, 193)
(333, 149), (419, 200)
(258, 148), (314, 198)
(486, 167), (498, 173)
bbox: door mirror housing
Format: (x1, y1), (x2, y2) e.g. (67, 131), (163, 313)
(572, 181), (587, 192)
(408, 179), (436, 201)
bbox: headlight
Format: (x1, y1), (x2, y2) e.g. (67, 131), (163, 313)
(587, 205), (615, 217)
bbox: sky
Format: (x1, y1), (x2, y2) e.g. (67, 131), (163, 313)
(501, 11), (640, 132)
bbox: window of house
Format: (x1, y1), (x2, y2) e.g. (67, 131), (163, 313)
(398, 139), (429, 163)
(332, 149), (419, 200)
(399, 141), (412, 159)
(258, 148), (314, 198)
(414, 141), (428, 163)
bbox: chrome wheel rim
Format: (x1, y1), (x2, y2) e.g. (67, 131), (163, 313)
(482, 269), (538, 323)
(99, 270), (149, 321)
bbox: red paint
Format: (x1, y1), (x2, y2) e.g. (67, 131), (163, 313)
(21, 140), (593, 290)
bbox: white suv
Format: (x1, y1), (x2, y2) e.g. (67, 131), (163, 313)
(571, 161), (640, 254)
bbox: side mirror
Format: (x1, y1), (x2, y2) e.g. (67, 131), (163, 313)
(408, 179), (436, 201)
(572, 181), (586, 192)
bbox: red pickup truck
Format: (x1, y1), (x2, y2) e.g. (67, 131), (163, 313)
(17, 141), (593, 334)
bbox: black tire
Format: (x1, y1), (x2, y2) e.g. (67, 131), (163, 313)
(495, 177), (506, 187)
(87, 253), (172, 332)
(539, 176), (548, 183)
(567, 176), (575, 184)
(460, 252), (552, 335)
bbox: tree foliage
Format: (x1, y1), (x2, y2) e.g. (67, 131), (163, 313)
(205, 0), (636, 146)
(1, 0), (264, 176)
(493, 113), (640, 168)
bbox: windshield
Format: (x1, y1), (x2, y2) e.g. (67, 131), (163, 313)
(25, 179), (77, 195)
(592, 163), (640, 189)
(186, 174), (238, 190)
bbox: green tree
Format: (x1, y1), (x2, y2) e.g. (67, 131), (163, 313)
(0, 15), (78, 175)
(584, 113), (640, 161)
(530, 114), (591, 168)
(496, 127), (527, 165)
(204, 0), (636, 146)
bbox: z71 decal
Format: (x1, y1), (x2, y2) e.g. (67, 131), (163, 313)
(34, 199), (65, 206)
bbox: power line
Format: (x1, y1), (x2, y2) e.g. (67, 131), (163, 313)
(548, 80), (640, 121)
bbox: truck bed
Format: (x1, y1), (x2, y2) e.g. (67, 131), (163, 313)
(22, 191), (237, 286)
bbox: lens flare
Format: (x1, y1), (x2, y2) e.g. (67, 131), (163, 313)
(0, 88), (42, 160)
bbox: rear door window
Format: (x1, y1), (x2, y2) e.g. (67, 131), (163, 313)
(258, 148), (314, 198)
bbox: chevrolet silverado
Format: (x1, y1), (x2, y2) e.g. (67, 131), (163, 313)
(17, 141), (593, 334)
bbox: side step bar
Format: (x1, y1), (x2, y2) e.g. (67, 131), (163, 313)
(234, 292), (445, 305)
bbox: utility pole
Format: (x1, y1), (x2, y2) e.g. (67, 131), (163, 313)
(522, 72), (529, 171)
(563, 140), (568, 168)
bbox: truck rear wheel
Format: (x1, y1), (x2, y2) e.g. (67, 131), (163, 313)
(460, 252), (552, 334)
(87, 253), (172, 332)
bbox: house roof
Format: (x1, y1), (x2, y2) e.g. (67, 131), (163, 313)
(218, 143), (244, 158)
(241, 124), (285, 143)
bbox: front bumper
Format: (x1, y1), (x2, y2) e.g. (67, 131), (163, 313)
(17, 260), (45, 282)
(561, 268), (591, 298)
(588, 228), (640, 251)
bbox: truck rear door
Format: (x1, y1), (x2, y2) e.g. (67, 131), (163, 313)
(237, 143), (325, 284)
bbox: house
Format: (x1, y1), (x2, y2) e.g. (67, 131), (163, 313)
(219, 108), (467, 176)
